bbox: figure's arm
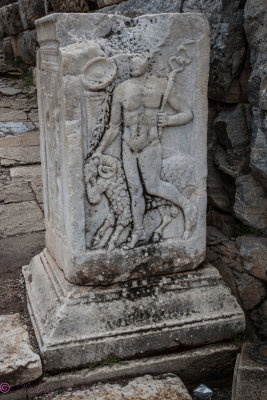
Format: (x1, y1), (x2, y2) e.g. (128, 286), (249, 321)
(158, 86), (193, 127)
(98, 89), (122, 153)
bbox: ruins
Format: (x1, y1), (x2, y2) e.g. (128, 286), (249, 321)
(23, 12), (245, 372)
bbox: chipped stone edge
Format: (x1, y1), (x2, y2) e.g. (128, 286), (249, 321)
(4, 342), (241, 400)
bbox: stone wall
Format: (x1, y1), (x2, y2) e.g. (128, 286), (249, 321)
(0, 0), (266, 339)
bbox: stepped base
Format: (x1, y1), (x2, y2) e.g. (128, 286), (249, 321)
(23, 249), (245, 372)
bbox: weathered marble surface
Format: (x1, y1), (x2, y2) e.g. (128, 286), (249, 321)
(46, 375), (192, 400)
(36, 12), (209, 285)
(23, 250), (245, 372)
(0, 313), (42, 387)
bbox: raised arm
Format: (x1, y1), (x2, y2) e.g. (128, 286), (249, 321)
(158, 85), (193, 128)
(98, 88), (122, 153)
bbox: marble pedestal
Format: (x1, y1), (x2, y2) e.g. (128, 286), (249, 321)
(23, 250), (245, 372)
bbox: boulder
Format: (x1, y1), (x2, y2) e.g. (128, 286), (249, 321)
(98, 0), (182, 16)
(50, 0), (97, 12)
(214, 104), (251, 179)
(237, 235), (267, 283)
(18, 0), (46, 30)
(234, 173), (267, 229)
(17, 29), (39, 65)
(233, 269), (266, 311)
(2, 36), (13, 59)
(0, 2), (24, 36)
(208, 23), (246, 102)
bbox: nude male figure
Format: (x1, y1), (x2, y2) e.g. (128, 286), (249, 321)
(97, 55), (197, 248)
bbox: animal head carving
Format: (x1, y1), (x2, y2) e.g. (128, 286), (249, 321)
(84, 154), (119, 205)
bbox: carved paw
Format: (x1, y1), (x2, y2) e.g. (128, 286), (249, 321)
(152, 231), (161, 243)
(124, 229), (146, 249)
(183, 202), (198, 240)
(107, 242), (116, 251)
(92, 235), (101, 247)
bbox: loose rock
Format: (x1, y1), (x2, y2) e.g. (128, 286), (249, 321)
(0, 313), (42, 387)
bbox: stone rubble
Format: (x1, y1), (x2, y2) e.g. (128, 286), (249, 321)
(38, 375), (192, 400)
(0, 313), (42, 387)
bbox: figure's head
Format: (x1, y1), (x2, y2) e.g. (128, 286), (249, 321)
(130, 54), (148, 77)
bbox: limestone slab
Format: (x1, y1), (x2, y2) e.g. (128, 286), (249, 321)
(23, 255), (245, 372)
(0, 313), (42, 387)
(48, 375), (192, 400)
(0, 130), (40, 147)
(0, 145), (40, 166)
(0, 201), (44, 237)
(10, 165), (42, 181)
(35, 12), (209, 285)
(0, 181), (34, 203)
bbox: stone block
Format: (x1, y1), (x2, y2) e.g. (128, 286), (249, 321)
(0, 313), (42, 387)
(0, 2), (24, 36)
(23, 253), (245, 372)
(18, 0), (45, 30)
(0, 145), (40, 166)
(35, 12), (209, 285)
(0, 181), (34, 203)
(0, 130), (40, 147)
(0, 122), (36, 137)
(0, 200), (44, 237)
(10, 164), (42, 181)
(232, 343), (267, 400)
(23, 343), (239, 398)
(0, 109), (28, 122)
(47, 374), (192, 400)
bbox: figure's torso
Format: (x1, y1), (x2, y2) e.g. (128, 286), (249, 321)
(118, 76), (166, 152)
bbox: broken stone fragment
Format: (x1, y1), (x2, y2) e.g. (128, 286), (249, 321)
(0, 314), (42, 387)
(44, 374), (192, 400)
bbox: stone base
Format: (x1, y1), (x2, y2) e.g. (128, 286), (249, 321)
(23, 249), (245, 372)
(232, 343), (267, 400)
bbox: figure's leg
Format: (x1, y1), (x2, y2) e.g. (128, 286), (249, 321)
(153, 205), (179, 242)
(122, 141), (146, 248)
(138, 142), (197, 239)
(93, 213), (115, 248)
(107, 224), (125, 251)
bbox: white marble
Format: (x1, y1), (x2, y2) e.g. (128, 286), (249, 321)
(35, 12), (210, 285)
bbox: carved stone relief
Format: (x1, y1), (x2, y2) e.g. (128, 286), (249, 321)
(36, 13), (209, 285)
(83, 47), (198, 251)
